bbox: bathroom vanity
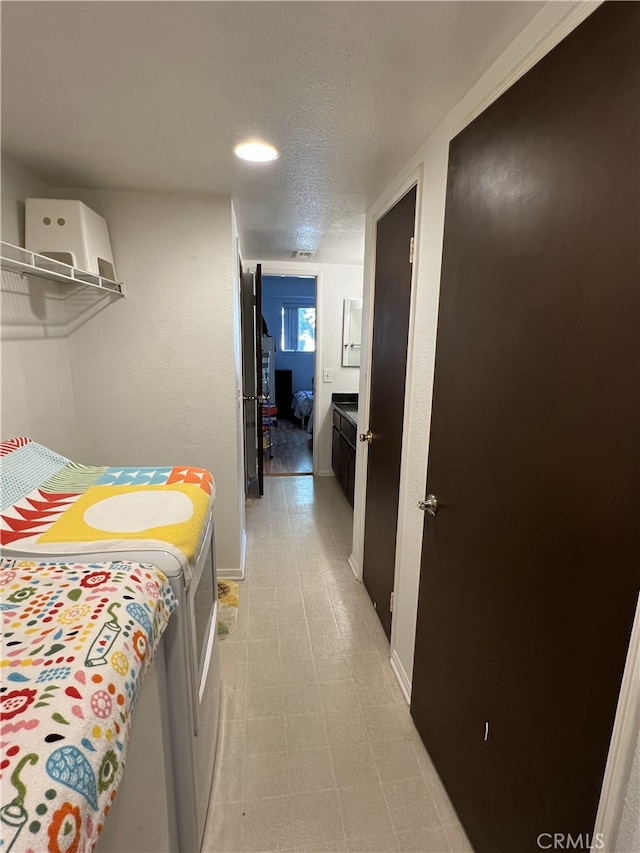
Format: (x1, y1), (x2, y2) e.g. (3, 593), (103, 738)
(331, 393), (358, 506)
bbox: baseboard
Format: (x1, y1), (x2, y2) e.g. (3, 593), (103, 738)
(390, 648), (412, 706)
(318, 468), (334, 477)
(240, 528), (246, 579)
(348, 553), (361, 581)
(219, 531), (246, 581)
(220, 568), (243, 581)
(593, 593), (640, 851)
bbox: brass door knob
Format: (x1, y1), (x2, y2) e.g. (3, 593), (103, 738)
(359, 430), (373, 444)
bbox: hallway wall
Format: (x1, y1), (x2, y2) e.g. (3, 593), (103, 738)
(55, 186), (243, 576)
(354, 2), (640, 844)
(1, 168), (245, 576)
(1, 157), (79, 457)
(354, 1), (602, 694)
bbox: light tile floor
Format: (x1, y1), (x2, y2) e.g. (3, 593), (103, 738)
(203, 476), (472, 853)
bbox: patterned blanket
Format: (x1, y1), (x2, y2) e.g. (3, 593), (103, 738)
(0, 558), (177, 853)
(0, 439), (215, 574)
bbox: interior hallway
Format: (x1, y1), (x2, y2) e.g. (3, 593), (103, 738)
(203, 476), (472, 853)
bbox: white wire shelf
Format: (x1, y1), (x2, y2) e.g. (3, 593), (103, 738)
(0, 241), (125, 296)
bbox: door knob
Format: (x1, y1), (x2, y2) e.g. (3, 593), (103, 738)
(359, 430), (373, 444)
(418, 494), (439, 516)
(243, 395), (266, 402)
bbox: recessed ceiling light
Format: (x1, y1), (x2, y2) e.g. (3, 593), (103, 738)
(233, 140), (279, 162)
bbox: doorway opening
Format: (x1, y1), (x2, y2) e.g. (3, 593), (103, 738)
(261, 274), (316, 476)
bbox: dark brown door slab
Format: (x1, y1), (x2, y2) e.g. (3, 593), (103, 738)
(362, 185), (416, 638)
(255, 264), (264, 496)
(240, 263), (264, 499)
(410, 4), (639, 851)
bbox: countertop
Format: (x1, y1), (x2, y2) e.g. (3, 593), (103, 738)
(333, 401), (358, 427)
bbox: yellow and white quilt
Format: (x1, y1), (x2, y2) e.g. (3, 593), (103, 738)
(0, 439), (214, 570)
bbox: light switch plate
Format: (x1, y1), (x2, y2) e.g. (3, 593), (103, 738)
(323, 369), (333, 383)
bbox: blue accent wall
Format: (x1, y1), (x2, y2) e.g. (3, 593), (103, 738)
(262, 276), (315, 398)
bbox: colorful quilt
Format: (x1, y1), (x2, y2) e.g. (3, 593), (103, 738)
(0, 439), (215, 574)
(0, 558), (177, 853)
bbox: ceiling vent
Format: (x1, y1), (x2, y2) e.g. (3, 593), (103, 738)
(294, 250), (315, 260)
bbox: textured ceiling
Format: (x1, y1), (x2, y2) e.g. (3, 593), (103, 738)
(1, 1), (548, 264)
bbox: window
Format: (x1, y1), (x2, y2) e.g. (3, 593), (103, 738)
(281, 303), (316, 352)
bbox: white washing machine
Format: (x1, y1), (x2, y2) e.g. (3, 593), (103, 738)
(6, 512), (220, 853)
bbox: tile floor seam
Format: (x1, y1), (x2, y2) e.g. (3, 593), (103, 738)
(322, 533), (399, 844)
(296, 577), (349, 845)
(205, 477), (469, 853)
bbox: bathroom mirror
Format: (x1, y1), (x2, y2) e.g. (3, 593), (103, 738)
(342, 298), (362, 367)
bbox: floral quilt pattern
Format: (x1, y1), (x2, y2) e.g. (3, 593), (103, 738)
(0, 558), (177, 853)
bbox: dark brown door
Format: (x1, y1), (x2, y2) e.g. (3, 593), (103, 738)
(255, 264), (264, 496)
(240, 263), (264, 499)
(362, 186), (416, 638)
(410, 5), (639, 852)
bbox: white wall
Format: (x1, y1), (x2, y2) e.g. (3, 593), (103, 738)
(246, 260), (363, 476)
(352, 1), (601, 694)
(51, 186), (243, 576)
(1, 157), (79, 456)
(1, 168), (245, 576)
(231, 205), (247, 578)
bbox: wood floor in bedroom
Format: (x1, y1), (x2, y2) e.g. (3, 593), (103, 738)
(264, 418), (313, 476)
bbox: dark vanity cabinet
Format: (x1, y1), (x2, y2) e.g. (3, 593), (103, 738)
(332, 401), (358, 507)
